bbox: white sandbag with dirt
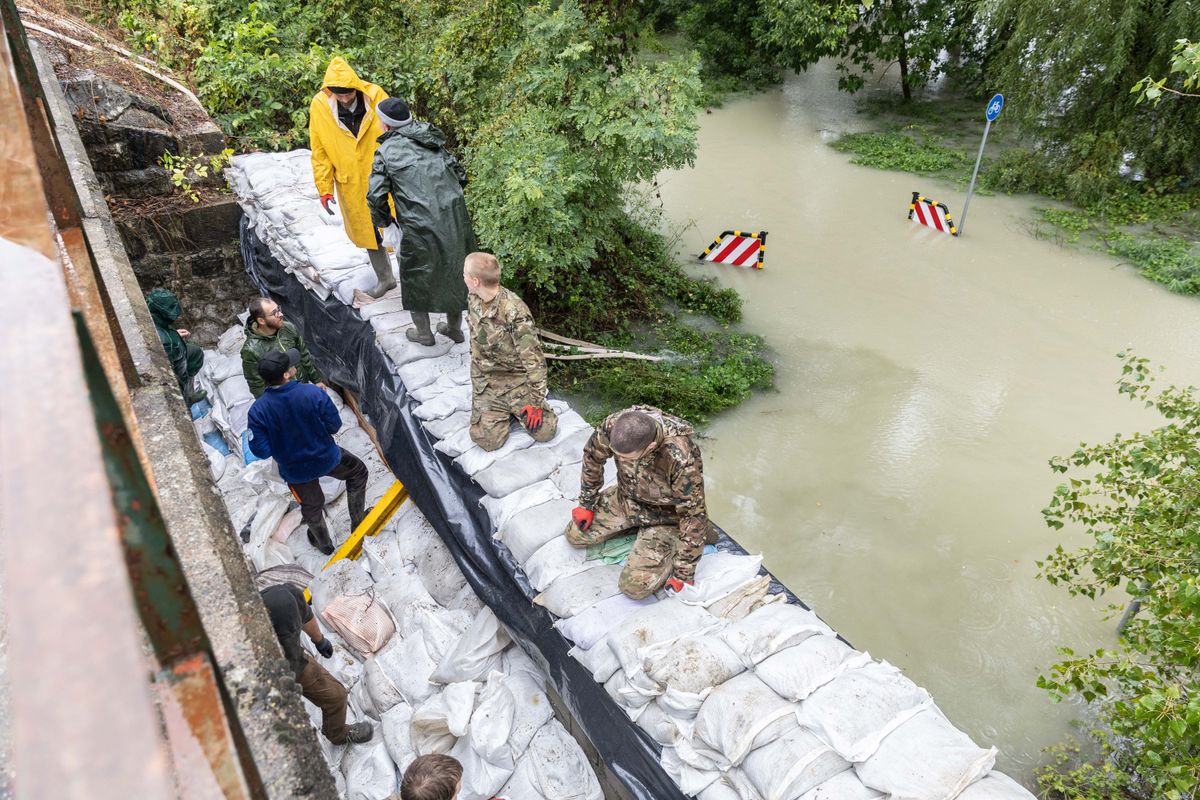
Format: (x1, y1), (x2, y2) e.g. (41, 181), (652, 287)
(855, 707), (997, 800)
(675, 551), (764, 608)
(691, 672), (802, 769)
(523, 535), (593, 592)
(642, 633), (746, 718)
(606, 596), (722, 677)
(363, 638), (407, 715)
(411, 680), (479, 755)
(496, 499), (578, 563)
(660, 744), (723, 796)
(741, 726), (852, 800)
(479, 479), (562, 530)
(536, 562), (624, 619)
(497, 719), (603, 800)
(380, 702), (417, 773)
(717, 602), (835, 667)
(341, 738), (397, 800)
(474, 446), (562, 498)
(449, 672), (518, 800)
(755, 634), (873, 702)
(795, 660), (933, 762)
(555, 593), (657, 651)
(431, 607), (510, 684)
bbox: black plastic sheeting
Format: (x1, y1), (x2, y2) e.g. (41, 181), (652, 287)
(240, 219), (826, 799)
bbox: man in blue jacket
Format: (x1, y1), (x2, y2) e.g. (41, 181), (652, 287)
(247, 349), (368, 555)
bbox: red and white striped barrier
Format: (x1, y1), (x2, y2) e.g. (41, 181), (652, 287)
(698, 230), (767, 269)
(909, 193), (958, 236)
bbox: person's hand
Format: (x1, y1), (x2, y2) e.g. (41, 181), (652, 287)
(315, 637), (334, 658)
(571, 507), (594, 532)
(176, 328), (191, 338)
(316, 382), (328, 391)
(520, 405), (543, 432)
(320, 194), (336, 214)
(665, 576), (693, 594)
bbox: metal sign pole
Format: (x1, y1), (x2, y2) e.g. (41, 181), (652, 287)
(959, 93), (1004, 235)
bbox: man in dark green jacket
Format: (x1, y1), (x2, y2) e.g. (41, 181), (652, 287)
(366, 98), (473, 347)
(146, 288), (206, 404)
(241, 297), (327, 398)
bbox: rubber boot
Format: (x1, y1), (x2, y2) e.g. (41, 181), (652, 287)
(184, 376), (208, 405)
(307, 517), (335, 556)
(436, 310), (465, 343)
(405, 312), (436, 346)
(347, 484), (367, 535)
(344, 722), (373, 744)
(366, 248), (396, 299)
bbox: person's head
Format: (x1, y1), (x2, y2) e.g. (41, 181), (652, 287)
(462, 252), (501, 297)
(377, 98), (413, 131)
(257, 348), (300, 387)
(327, 85), (358, 108)
(400, 754), (462, 800)
(249, 297), (284, 333)
(610, 410), (658, 460)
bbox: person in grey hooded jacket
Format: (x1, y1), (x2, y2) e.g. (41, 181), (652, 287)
(366, 98), (475, 346)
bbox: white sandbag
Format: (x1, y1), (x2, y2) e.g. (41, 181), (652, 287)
(357, 296), (407, 320)
(550, 458), (617, 500)
(855, 707), (996, 800)
(795, 661), (933, 762)
(505, 669), (555, 758)
(541, 425), (595, 465)
(411, 681), (478, 755)
(341, 739), (396, 800)
(797, 770), (883, 800)
(741, 726), (851, 800)
(396, 350), (471, 391)
(954, 772), (1035, 799)
(710, 575), (778, 621)
(698, 775), (762, 800)
(381, 702), (417, 773)
(310, 559), (375, 616)
(717, 602), (835, 667)
(661, 744), (723, 796)
(414, 384), (472, 421)
(410, 382), (444, 404)
(431, 607), (511, 684)
(376, 570), (437, 619)
(641, 634), (745, 718)
(498, 719), (602, 800)
(414, 527), (470, 607)
(450, 672), (518, 800)
(369, 310), (414, 336)
(379, 331), (455, 367)
(432, 424), (476, 459)
(496, 499), (577, 563)
(445, 581), (485, 616)
(569, 638), (622, 683)
(203, 351), (245, 382)
(350, 678), (380, 722)
(636, 699), (680, 746)
(387, 631), (439, 705)
(424, 409), (471, 441)
(676, 552), (764, 607)
(693, 672), (800, 768)
(413, 604), (472, 663)
(479, 480), (563, 530)
(247, 494), (291, 571)
(555, 593), (657, 651)
(218, 376), (254, 407)
(360, 530), (406, 584)
(534, 562), (623, 618)
(474, 447), (562, 498)
(202, 441), (227, 482)
(271, 505), (303, 543)
(523, 535), (591, 592)
(756, 635), (873, 702)
(606, 597), (721, 676)
(217, 324), (246, 355)
(363, 638), (407, 715)
(455, 428), (536, 476)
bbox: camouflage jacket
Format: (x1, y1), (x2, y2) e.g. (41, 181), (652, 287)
(468, 287), (548, 404)
(579, 405), (708, 540)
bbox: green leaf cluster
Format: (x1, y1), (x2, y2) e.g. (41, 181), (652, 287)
(1038, 352), (1200, 797)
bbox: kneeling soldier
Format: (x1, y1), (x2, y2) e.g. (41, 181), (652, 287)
(464, 252), (558, 451)
(564, 405), (715, 599)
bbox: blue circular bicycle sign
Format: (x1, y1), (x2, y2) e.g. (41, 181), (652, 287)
(986, 93), (1004, 122)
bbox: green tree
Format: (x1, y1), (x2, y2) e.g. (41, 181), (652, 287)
(986, 0), (1200, 193)
(758, 0), (974, 100)
(1037, 352), (1200, 799)
(1133, 39), (1200, 104)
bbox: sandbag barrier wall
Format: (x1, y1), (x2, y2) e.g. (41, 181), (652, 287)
(241, 223), (688, 800)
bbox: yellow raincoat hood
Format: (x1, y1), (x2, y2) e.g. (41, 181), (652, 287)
(308, 57), (390, 249)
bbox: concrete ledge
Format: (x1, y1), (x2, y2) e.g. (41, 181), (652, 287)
(33, 42), (338, 799)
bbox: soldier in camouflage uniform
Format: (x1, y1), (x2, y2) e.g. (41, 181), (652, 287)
(463, 252), (558, 451)
(564, 405), (715, 599)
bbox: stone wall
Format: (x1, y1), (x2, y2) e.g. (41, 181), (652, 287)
(57, 68), (253, 346)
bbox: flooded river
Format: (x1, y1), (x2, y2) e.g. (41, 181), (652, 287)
(656, 64), (1200, 781)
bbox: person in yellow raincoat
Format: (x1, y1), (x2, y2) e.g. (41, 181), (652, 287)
(308, 57), (396, 298)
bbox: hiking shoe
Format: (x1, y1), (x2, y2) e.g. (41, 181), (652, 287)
(345, 722), (373, 744)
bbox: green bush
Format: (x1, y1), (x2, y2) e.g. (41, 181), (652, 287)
(831, 130), (968, 175)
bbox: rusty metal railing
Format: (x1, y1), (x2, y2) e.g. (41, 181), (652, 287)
(0, 1), (267, 796)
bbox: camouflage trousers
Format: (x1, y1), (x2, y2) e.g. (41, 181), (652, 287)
(470, 382), (557, 452)
(563, 485), (706, 600)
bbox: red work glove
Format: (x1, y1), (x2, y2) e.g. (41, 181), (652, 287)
(571, 507), (594, 532)
(320, 194), (336, 214)
(520, 405), (543, 431)
(665, 576), (693, 594)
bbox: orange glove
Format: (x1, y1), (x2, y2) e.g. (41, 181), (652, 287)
(571, 507), (594, 531)
(665, 576), (693, 593)
(521, 405), (543, 431)
(320, 194), (336, 214)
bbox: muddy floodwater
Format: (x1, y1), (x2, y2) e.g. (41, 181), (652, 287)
(656, 63), (1200, 781)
